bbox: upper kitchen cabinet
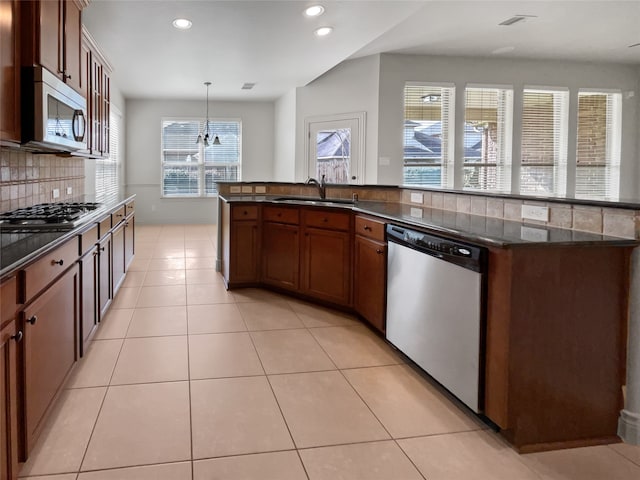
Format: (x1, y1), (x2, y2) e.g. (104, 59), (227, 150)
(81, 26), (111, 158)
(20, 0), (87, 95)
(0, 0), (20, 144)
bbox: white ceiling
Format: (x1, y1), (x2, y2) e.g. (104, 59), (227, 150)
(82, 0), (640, 101)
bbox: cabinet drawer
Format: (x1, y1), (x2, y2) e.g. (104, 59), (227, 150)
(263, 206), (299, 225)
(232, 205), (259, 221)
(1, 276), (17, 325)
(79, 224), (99, 254)
(125, 200), (135, 216)
(355, 215), (386, 241)
(23, 239), (79, 301)
(98, 215), (111, 237)
(304, 209), (351, 231)
(112, 206), (126, 225)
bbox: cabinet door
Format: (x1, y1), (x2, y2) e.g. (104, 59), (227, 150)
(354, 236), (387, 332)
(301, 227), (351, 306)
(262, 222), (299, 291)
(79, 247), (98, 356)
(37, 0), (63, 78)
(22, 266), (78, 455)
(124, 214), (135, 270)
(98, 235), (111, 319)
(1, 320), (20, 480)
(112, 222), (125, 294)
(230, 221), (259, 284)
(62, 0), (82, 93)
(0, 0), (20, 143)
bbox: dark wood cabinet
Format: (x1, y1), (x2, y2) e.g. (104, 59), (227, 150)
(78, 247), (98, 356)
(262, 222), (299, 290)
(1, 320), (20, 480)
(124, 214), (135, 271)
(221, 204), (261, 287)
(97, 233), (112, 319)
(111, 221), (126, 295)
(81, 26), (111, 158)
(21, 265), (78, 457)
(0, 0), (20, 145)
(21, 0), (84, 95)
(300, 209), (352, 306)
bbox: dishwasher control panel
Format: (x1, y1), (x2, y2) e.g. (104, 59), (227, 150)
(386, 225), (485, 272)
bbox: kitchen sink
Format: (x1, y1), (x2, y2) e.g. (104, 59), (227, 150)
(272, 196), (355, 206)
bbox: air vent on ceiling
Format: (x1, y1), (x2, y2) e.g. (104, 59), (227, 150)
(499, 14), (537, 26)
(241, 83), (256, 90)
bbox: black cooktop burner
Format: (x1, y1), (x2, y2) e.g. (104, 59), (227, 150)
(0, 202), (102, 229)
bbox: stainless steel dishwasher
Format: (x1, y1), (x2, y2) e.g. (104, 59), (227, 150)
(385, 225), (486, 412)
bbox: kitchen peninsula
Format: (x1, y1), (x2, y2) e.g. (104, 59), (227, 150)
(217, 182), (638, 453)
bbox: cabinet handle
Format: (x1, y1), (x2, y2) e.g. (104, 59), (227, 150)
(63, 73), (72, 81)
(376, 249), (383, 254)
(11, 331), (23, 343)
(115, 214), (123, 218)
(125, 221), (130, 227)
(243, 210), (249, 215)
(99, 246), (105, 252)
(27, 315), (37, 325)
(277, 213), (282, 217)
(363, 225), (372, 231)
(323, 218), (328, 222)
(52, 259), (64, 266)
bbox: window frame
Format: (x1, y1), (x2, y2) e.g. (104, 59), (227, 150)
(160, 117), (242, 198)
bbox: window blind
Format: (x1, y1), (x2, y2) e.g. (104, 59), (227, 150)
(463, 87), (513, 192)
(520, 88), (569, 196)
(575, 91), (622, 200)
(403, 84), (455, 187)
(161, 119), (241, 197)
(95, 110), (120, 201)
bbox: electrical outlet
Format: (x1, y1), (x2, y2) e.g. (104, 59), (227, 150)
(521, 226), (549, 242)
(66, 187), (73, 195)
(230, 186), (241, 193)
(241, 186), (253, 193)
(52, 188), (60, 199)
(410, 207), (423, 218)
(521, 205), (549, 222)
(255, 186), (266, 194)
(410, 192), (423, 204)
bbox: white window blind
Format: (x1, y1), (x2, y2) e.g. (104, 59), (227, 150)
(161, 119), (241, 197)
(463, 86), (513, 192)
(520, 88), (569, 196)
(403, 84), (455, 187)
(575, 91), (621, 200)
(95, 110), (120, 201)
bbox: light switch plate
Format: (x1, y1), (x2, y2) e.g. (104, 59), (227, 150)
(255, 186), (266, 194)
(52, 188), (60, 199)
(410, 192), (423, 204)
(230, 186), (241, 193)
(66, 187), (73, 195)
(521, 205), (549, 222)
(241, 186), (253, 193)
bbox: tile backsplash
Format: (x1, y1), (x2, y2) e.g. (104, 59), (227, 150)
(0, 148), (84, 213)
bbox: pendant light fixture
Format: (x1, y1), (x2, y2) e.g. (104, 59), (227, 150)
(196, 81), (221, 146)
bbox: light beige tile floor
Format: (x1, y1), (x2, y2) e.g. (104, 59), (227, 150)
(18, 224), (640, 479)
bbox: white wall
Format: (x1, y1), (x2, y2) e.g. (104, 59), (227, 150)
(294, 55), (380, 184)
(273, 89), (297, 181)
(377, 53), (640, 195)
(125, 98), (274, 224)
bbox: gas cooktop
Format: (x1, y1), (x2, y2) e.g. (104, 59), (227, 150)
(0, 202), (102, 230)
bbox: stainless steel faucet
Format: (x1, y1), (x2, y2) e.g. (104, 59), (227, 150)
(306, 174), (326, 199)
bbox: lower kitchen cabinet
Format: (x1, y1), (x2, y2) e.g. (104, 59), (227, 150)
(21, 265), (79, 457)
(124, 214), (135, 270)
(262, 221), (300, 291)
(97, 234), (112, 319)
(230, 220), (260, 284)
(1, 320), (20, 480)
(79, 246), (98, 356)
(354, 235), (386, 332)
(112, 221), (126, 294)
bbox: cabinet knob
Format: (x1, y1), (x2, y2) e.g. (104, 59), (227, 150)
(323, 218), (328, 222)
(277, 213), (282, 217)
(11, 331), (23, 343)
(376, 249), (383, 254)
(243, 211), (248, 215)
(52, 259), (64, 266)
(99, 246), (105, 252)
(63, 73), (72, 80)
(363, 225), (372, 231)
(115, 214), (123, 218)
(27, 315), (37, 325)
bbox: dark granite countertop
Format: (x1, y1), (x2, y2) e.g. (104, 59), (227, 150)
(219, 194), (638, 248)
(0, 194), (135, 279)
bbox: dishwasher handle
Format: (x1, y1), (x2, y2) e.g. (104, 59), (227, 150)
(386, 224), (485, 272)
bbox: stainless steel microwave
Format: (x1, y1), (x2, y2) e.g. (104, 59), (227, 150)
(22, 67), (87, 152)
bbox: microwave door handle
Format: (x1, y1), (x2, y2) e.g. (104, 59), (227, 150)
(72, 109), (86, 142)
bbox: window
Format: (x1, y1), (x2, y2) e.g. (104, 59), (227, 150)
(520, 88), (569, 195)
(161, 119), (241, 197)
(403, 84), (455, 187)
(575, 91), (622, 200)
(463, 86), (513, 192)
(95, 109), (121, 201)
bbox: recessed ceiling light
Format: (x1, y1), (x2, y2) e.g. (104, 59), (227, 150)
(492, 46), (516, 55)
(314, 26), (333, 37)
(305, 5), (325, 17)
(499, 14), (537, 26)
(172, 18), (192, 30)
